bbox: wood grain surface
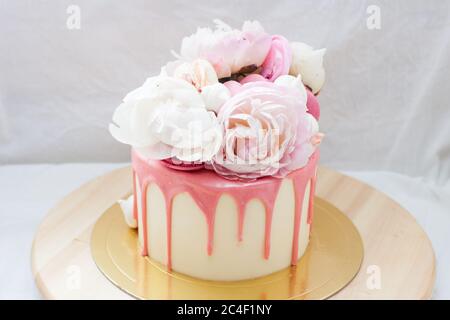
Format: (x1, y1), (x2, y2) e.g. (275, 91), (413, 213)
(31, 166), (435, 299)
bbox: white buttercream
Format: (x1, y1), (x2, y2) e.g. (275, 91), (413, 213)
(135, 176), (312, 281)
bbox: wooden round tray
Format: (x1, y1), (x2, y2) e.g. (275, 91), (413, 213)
(31, 166), (435, 299)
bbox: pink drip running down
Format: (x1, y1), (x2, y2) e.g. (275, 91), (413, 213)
(131, 149), (319, 271)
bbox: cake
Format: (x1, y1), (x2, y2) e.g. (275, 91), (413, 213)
(110, 20), (325, 281)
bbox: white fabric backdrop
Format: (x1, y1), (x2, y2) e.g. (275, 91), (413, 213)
(0, 0), (450, 299)
(1, 0), (449, 184)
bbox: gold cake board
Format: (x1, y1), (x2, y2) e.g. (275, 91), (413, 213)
(31, 166), (436, 299)
(90, 198), (363, 300)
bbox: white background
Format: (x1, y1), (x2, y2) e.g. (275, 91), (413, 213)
(1, 0), (449, 183)
(0, 0), (449, 299)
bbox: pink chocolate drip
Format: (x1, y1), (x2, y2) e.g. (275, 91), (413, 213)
(290, 163), (318, 265)
(140, 182), (150, 256)
(165, 194), (173, 269)
(132, 171), (138, 221)
(132, 149), (319, 270)
(307, 175), (317, 225)
(290, 180), (308, 265)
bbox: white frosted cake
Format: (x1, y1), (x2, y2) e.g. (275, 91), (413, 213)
(110, 20), (325, 281)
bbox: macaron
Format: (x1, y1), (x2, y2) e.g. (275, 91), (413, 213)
(161, 158), (205, 171)
(306, 89), (320, 120)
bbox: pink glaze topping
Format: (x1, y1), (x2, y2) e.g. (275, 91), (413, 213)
(132, 149), (319, 271)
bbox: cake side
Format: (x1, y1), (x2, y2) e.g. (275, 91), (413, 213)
(130, 148), (318, 281)
(110, 20), (326, 282)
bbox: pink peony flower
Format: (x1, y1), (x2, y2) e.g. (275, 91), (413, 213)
(177, 20), (272, 78)
(211, 78), (320, 180)
(280, 112), (321, 175)
(260, 35), (292, 81)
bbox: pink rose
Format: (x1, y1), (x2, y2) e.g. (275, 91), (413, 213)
(211, 78), (319, 180)
(260, 35), (292, 81)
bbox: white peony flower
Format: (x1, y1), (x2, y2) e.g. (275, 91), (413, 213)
(175, 20), (272, 78)
(109, 76), (223, 162)
(289, 42), (326, 94)
(274, 74), (307, 102)
(161, 59), (231, 113)
(200, 82), (231, 113)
